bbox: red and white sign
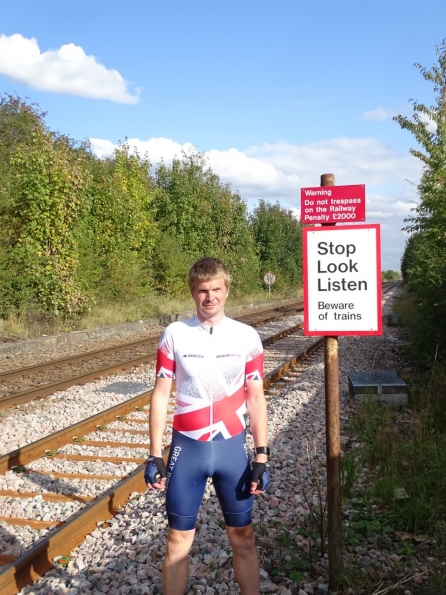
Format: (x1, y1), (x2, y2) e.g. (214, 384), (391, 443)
(300, 184), (366, 224)
(303, 225), (382, 336)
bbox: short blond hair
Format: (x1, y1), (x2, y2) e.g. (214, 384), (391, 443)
(188, 257), (232, 290)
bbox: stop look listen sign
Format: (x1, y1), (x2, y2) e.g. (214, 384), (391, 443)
(303, 224), (382, 335)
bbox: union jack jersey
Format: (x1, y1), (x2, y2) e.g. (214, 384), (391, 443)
(156, 316), (264, 441)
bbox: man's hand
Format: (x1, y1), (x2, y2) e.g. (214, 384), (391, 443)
(145, 456), (167, 489)
(250, 462), (271, 495)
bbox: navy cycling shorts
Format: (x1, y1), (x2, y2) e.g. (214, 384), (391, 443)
(165, 429), (254, 531)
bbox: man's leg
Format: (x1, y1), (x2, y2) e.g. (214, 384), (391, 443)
(163, 528), (195, 595)
(226, 524), (260, 595)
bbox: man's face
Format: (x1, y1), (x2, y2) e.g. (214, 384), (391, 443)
(190, 277), (229, 323)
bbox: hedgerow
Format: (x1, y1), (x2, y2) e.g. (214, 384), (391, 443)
(0, 94), (304, 319)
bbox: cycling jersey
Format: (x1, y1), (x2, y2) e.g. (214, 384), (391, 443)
(156, 316), (264, 441)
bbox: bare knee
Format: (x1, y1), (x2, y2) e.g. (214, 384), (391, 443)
(226, 525), (256, 554)
(165, 529), (195, 560)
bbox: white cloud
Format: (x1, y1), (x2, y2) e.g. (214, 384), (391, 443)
(89, 135), (422, 270)
(419, 112), (437, 133)
(89, 136), (196, 163)
(363, 106), (397, 121)
(89, 138), (116, 159)
(243, 137), (420, 190)
(207, 148), (301, 196)
(0, 34), (139, 103)
(393, 200), (416, 214)
(368, 210), (393, 219)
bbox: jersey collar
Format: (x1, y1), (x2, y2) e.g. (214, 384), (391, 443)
(195, 315), (227, 333)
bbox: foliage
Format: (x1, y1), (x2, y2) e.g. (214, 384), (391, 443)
(255, 518), (308, 587)
(394, 39), (446, 364)
(340, 352), (446, 592)
(7, 122), (90, 315)
(149, 232), (193, 296)
(154, 150), (260, 294)
(349, 383), (446, 536)
(381, 269), (401, 281)
(249, 200), (302, 291)
(0, 95), (304, 322)
(0, 95), (49, 316)
(341, 453), (357, 500)
(84, 143), (158, 301)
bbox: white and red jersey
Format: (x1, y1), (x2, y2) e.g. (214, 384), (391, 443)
(156, 316), (264, 441)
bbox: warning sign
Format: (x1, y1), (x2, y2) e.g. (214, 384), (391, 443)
(303, 224), (382, 335)
(300, 184), (366, 224)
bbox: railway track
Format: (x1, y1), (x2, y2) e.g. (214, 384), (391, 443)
(0, 300), (303, 411)
(0, 314), (321, 594)
(0, 283), (401, 593)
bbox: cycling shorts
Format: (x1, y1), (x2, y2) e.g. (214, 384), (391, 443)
(165, 429), (254, 531)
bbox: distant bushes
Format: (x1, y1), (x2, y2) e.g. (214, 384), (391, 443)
(381, 270), (401, 281)
(0, 94), (303, 319)
(249, 199), (303, 290)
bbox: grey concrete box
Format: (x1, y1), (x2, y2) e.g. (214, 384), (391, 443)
(348, 371), (408, 406)
(382, 314), (401, 326)
(389, 314), (401, 326)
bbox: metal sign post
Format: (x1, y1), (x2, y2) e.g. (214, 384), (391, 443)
(320, 173), (342, 592)
(263, 272), (276, 300)
(302, 173), (381, 591)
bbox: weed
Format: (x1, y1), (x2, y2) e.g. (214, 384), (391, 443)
(295, 436), (328, 556)
(396, 541), (415, 558)
(255, 519), (309, 587)
(341, 453), (357, 500)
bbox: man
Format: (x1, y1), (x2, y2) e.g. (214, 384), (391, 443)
(146, 257), (270, 595)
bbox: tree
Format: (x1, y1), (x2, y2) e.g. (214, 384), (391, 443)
(0, 95), (49, 315)
(249, 200), (303, 290)
(381, 270), (401, 281)
(80, 143), (159, 301)
(8, 125), (90, 315)
(154, 151), (259, 294)
(394, 39), (446, 362)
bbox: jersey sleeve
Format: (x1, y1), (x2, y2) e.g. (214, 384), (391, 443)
(156, 326), (176, 379)
(245, 329), (264, 381)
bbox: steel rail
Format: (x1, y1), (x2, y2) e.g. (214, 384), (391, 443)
(0, 352), (159, 411)
(0, 465), (151, 595)
(0, 330), (319, 595)
(263, 337), (324, 389)
(0, 301), (304, 410)
(0, 337), (158, 381)
(0, 322), (304, 474)
(0, 285), (399, 590)
(0, 390), (155, 474)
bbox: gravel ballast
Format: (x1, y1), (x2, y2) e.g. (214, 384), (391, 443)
(0, 288), (434, 595)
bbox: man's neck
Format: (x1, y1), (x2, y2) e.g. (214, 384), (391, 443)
(196, 310), (226, 326)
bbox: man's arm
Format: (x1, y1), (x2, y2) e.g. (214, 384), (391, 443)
(148, 376), (172, 488)
(246, 379), (269, 494)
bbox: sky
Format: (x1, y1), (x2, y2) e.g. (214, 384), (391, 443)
(1, 0), (445, 271)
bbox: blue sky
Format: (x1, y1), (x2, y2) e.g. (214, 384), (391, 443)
(1, 0), (445, 270)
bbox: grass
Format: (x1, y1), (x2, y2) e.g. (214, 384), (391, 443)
(349, 399), (446, 533)
(338, 287), (446, 592)
(0, 287), (301, 339)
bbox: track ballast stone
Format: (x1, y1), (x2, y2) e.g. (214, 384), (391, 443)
(2, 289), (433, 594)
